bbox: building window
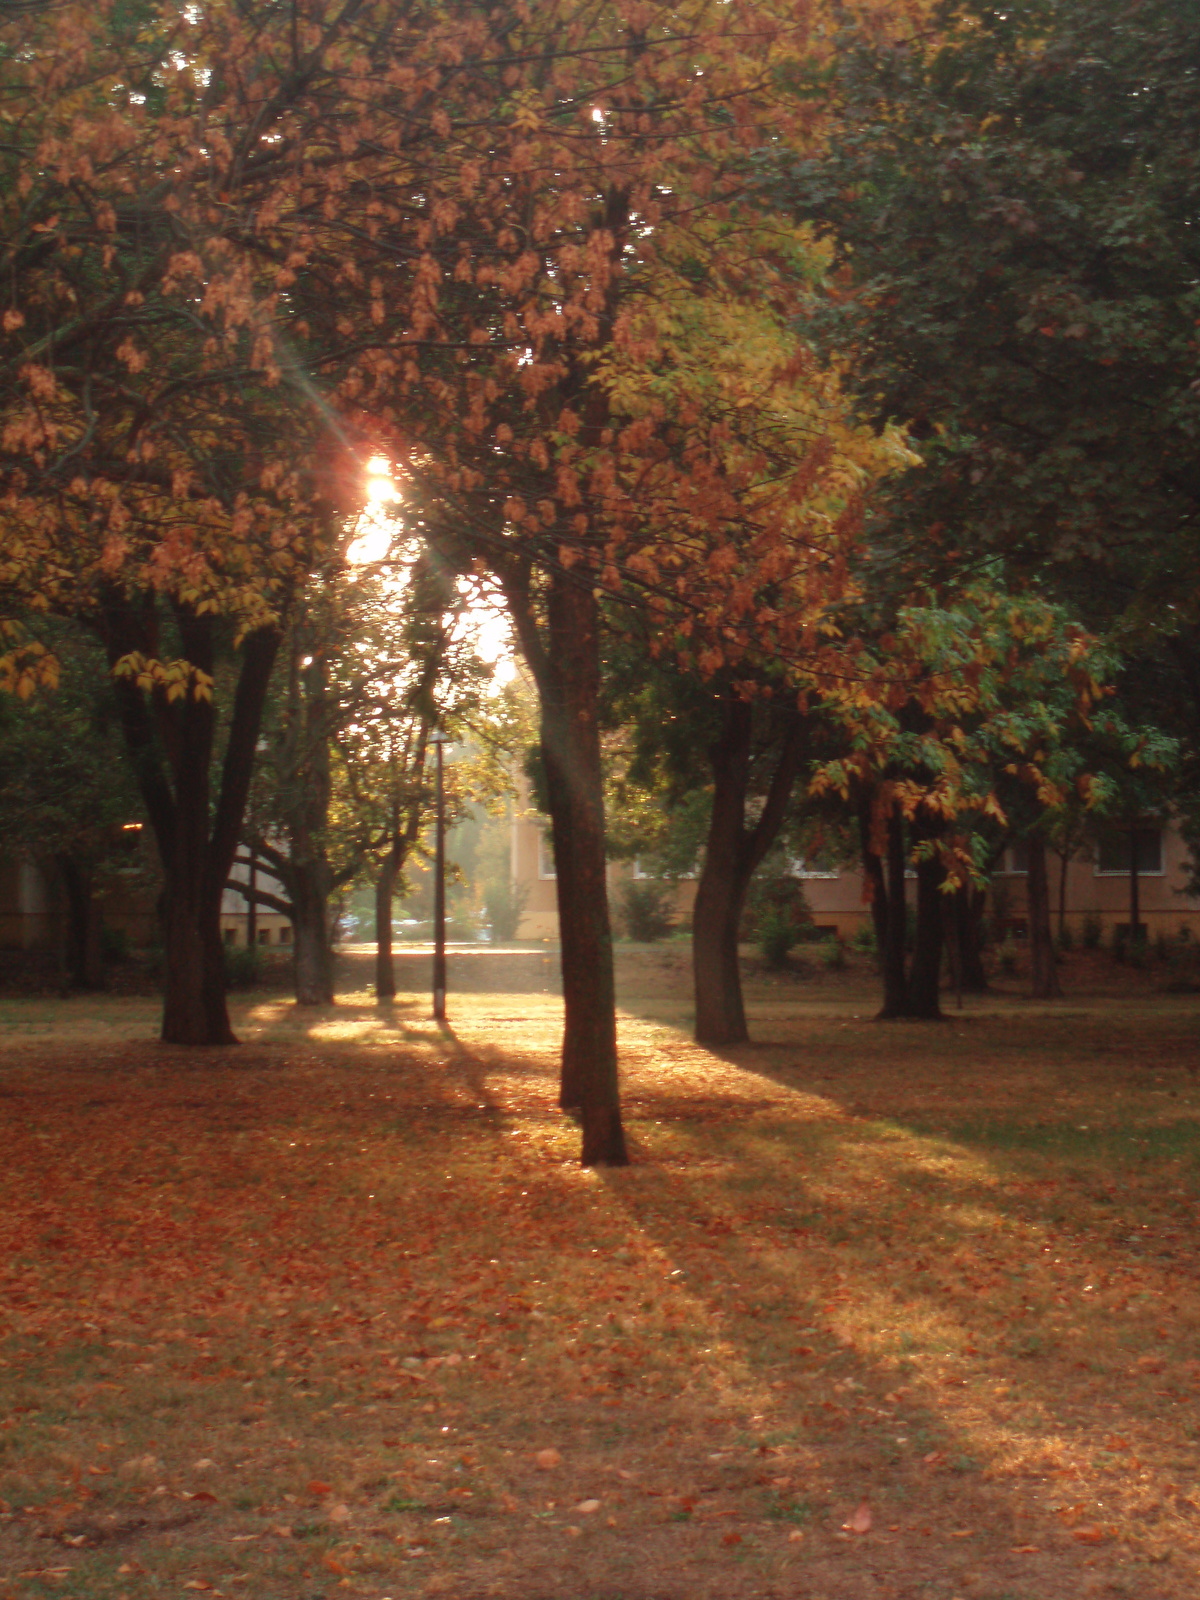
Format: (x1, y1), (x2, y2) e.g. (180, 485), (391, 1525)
(258, 927), (272, 946)
(793, 856), (839, 880)
(224, 927), (237, 945)
(1096, 827), (1164, 876)
(537, 831), (557, 880)
(279, 925), (293, 945)
(999, 841), (1030, 876)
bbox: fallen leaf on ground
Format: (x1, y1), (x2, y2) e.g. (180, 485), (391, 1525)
(535, 1449), (562, 1470)
(843, 1501), (872, 1534)
(575, 1499), (601, 1514)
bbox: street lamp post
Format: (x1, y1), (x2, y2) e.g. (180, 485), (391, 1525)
(430, 729), (448, 1020)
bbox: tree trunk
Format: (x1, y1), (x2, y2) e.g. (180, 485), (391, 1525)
(105, 600), (280, 1046)
(535, 572), (626, 1166)
(691, 698), (806, 1046)
(159, 646), (237, 1045)
(375, 856), (397, 1000)
(878, 805), (910, 1018)
(858, 802), (889, 961)
(1027, 834), (1061, 998)
(1128, 824), (1142, 941)
(908, 851), (944, 1018)
(247, 850), (258, 949)
(693, 701), (754, 1047)
(952, 884), (989, 992)
(292, 859), (334, 1005)
(57, 857), (104, 990)
(1057, 848), (1069, 940)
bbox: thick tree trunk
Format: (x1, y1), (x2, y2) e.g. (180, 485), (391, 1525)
(105, 601), (280, 1047)
(952, 884), (989, 992)
(858, 803), (889, 960)
(693, 701), (754, 1047)
(57, 857), (105, 990)
(878, 806), (910, 1018)
(691, 698), (806, 1046)
(1027, 834), (1061, 998)
(375, 858), (397, 1000)
(908, 852), (944, 1018)
(159, 647), (237, 1045)
(537, 572), (626, 1166)
(247, 850), (258, 949)
(292, 860), (334, 1005)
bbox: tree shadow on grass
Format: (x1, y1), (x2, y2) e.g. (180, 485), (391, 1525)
(578, 1010), (1200, 1596)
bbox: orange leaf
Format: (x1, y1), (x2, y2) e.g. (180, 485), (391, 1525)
(322, 1555), (347, 1575)
(307, 1480), (332, 1496)
(535, 1449), (561, 1470)
(722, 1532), (743, 1546)
(843, 1501), (872, 1534)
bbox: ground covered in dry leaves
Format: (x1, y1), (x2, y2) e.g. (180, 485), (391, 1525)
(1, 948), (1198, 1600)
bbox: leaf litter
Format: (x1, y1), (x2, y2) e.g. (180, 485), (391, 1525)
(0, 956), (1197, 1597)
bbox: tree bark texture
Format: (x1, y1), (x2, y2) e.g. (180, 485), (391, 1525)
(951, 884), (989, 992)
(862, 802), (946, 1019)
(291, 857), (335, 1005)
(908, 850), (945, 1019)
(506, 567), (626, 1166)
(57, 857), (104, 990)
(878, 805), (911, 1018)
(104, 597), (280, 1045)
(1026, 834), (1061, 998)
(375, 858), (397, 1000)
(692, 698), (805, 1047)
(692, 703), (754, 1047)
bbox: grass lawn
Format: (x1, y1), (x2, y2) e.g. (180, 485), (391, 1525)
(1, 949), (1198, 1600)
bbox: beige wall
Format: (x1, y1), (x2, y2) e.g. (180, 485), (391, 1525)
(510, 818), (1200, 942)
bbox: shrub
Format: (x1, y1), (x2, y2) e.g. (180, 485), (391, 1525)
(759, 906), (796, 969)
(820, 935), (846, 970)
(1081, 912), (1103, 950)
(742, 868), (813, 945)
(483, 876), (529, 943)
(224, 942), (263, 989)
(1154, 931), (1170, 964)
(851, 923), (877, 955)
(620, 879), (675, 943)
(997, 937), (1019, 975)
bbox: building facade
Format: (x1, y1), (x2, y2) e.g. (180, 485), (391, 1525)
(509, 815), (1200, 942)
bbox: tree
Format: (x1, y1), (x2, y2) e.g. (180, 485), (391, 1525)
(0, 624), (147, 988)
(815, 587), (1112, 1016)
(0, 0), (355, 1042)
(305, 16), (904, 1158)
(781, 0), (1200, 763)
(603, 644), (813, 1046)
